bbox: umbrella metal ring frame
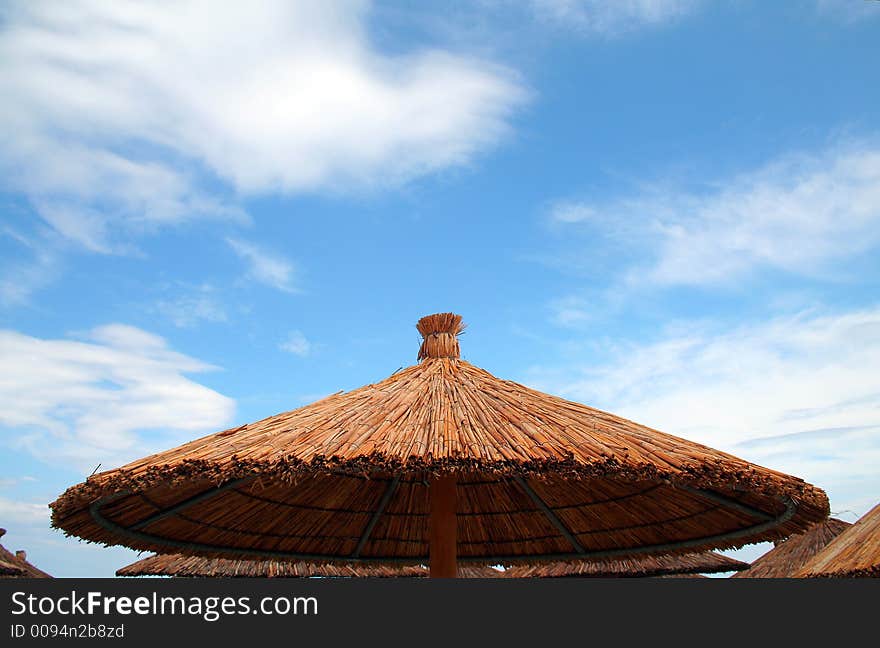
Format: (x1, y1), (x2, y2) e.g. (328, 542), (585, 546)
(52, 313), (829, 577)
(86, 477), (797, 567)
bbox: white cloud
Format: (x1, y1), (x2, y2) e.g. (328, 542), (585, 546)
(0, 0), (525, 252)
(280, 331), (312, 357)
(0, 324), (235, 471)
(0, 496), (49, 525)
(526, 307), (880, 515)
(553, 145), (880, 286)
(529, 0), (697, 35)
(227, 238), (299, 293)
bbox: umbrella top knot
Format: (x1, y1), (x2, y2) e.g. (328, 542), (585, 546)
(417, 313), (465, 360)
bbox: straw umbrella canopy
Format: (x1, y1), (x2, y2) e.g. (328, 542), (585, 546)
(0, 529), (52, 578)
(117, 554), (503, 578)
(503, 551), (748, 578)
(51, 313), (829, 577)
(795, 503), (880, 578)
(117, 554), (425, 578)
(0, 557), (25, 577)
(457, 565), (505, 578)
(731, 518), (850, 578)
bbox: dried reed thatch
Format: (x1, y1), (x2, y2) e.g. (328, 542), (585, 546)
(503, 551), (747, 578)
(731, 518), (850, 578)
(117, 554), (424, 578)
(795, 503), (880, 578)
(0, 558), (24, 577)
(51, 314), (828, 573)
(117, 554), (504, 578)
(0, 529), (52, 578)
(458, 565), (505, 578)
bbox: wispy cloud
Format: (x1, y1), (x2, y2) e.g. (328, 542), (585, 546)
(279, 330), (312, 357)
(525, 307), (880, 515)
(155, 284), (228, 328)
(529, 0), (698, 35)
(0, 0), (526, 256)
(11, 144), (246, 255)
(0, 496), (49, 525)
(550, 144), (880, 287)
(0, 230), (60, 306)
(548, 201), (600, 224)
(0, 324), (235, 471)
(815, 0), (880, 23)
(548, 296), (593, 327)
(226, 238), (299, 293)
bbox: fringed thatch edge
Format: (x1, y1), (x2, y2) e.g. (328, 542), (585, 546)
(0, 562), (26, 576)
(731, 518), (851, 578)
(49, 453), (829, 564)
(115, 556), (429, 578)
(797, 565), (880, 579)
(506, 554), (749, 578)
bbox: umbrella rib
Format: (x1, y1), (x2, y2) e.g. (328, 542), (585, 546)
(130, 477), (254, 531)
(513, 476), (586, 554)
(351, 475), (400, 558)
(676, 485), (775, 521)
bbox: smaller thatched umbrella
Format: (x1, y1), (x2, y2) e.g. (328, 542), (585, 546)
(731, 518), (850, 578)
(0, 558), (25, 576)
(0, 529), (52, 578)
(458, 565), (504, 578)
(503, 551), (747, 578)
(117, 553), (502, 578)
(795, 503), (880, 578)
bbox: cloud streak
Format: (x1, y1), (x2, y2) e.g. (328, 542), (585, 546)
(0, 324), (235, 471)
(0, 496), (49, 525)
(815, 0), (880, 23)
(279, 331), (312, 357)
(227, 238), (299, 293)
(526, 307), (880, 514)
(529, 0), (697, 35)
(155, 287), (228, 328)
(0, 228), (60, 306)
(550, 144), (880, 287)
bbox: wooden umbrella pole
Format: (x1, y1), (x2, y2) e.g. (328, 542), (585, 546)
(429, 474), (457, 578)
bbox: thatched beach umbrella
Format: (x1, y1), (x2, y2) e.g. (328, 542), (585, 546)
(0, 557), (24, 577)
(117, 553), (503, 578)
(457, 565), (505, 578)
(731, 518), (850, 578)
(51, 313), (828, 577)
(0, 529), (52, 578)
(117, 554), (424, 578)
(503, 551), (748, 578)
(795, 503), (880, 578)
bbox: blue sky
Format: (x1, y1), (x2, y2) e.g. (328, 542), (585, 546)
(1, 0), (879, 577)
